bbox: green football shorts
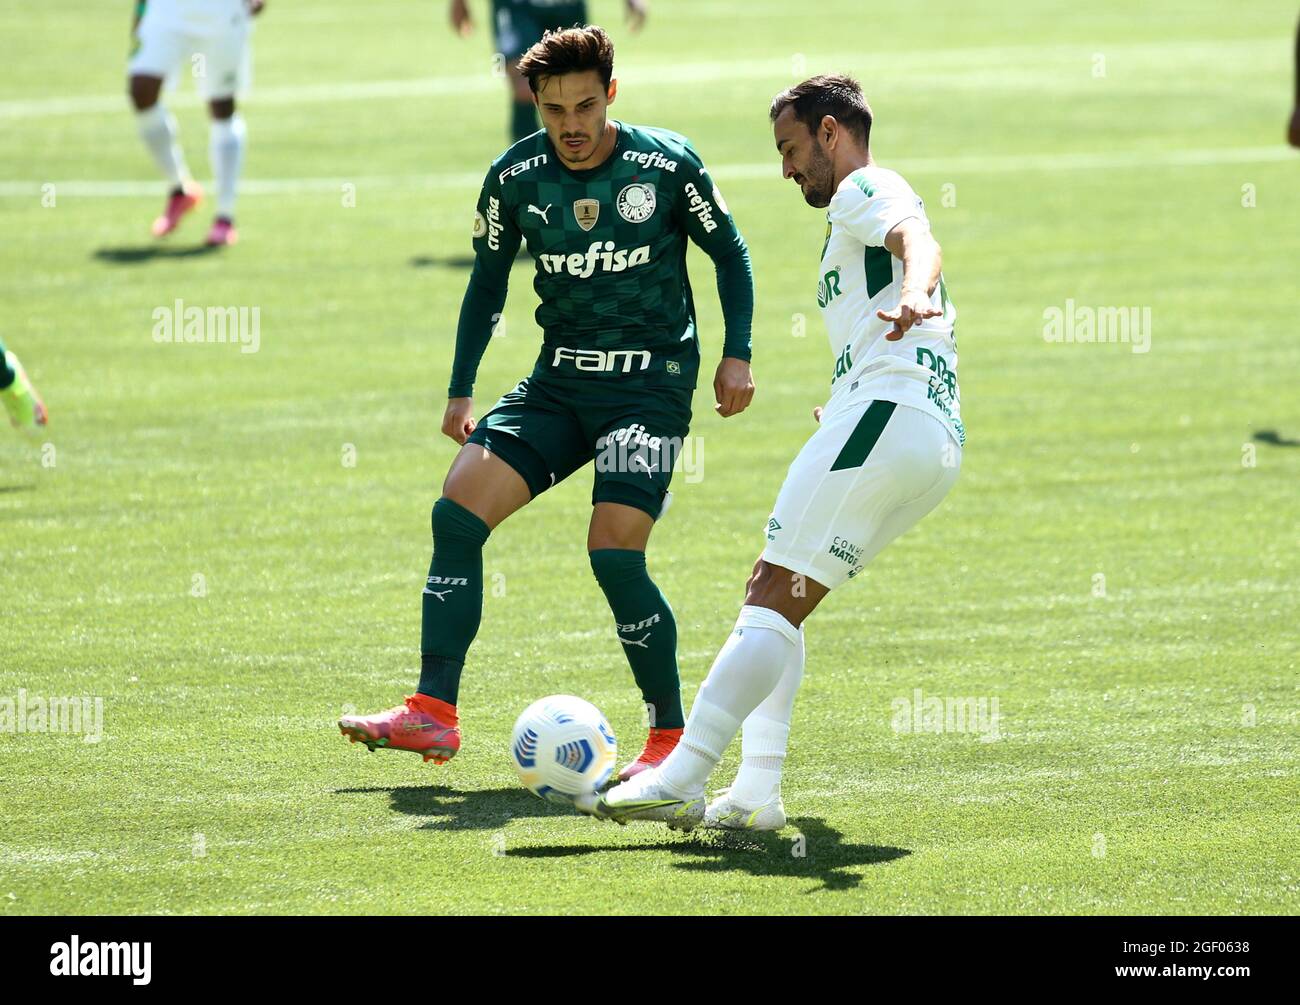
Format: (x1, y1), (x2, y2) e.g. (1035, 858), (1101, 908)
(467, 374), (694, 520)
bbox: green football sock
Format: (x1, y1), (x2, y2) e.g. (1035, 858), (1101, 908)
(589, 548), (685, 729)
(510, 100), (538, 143)
(418, 497), (491, 706)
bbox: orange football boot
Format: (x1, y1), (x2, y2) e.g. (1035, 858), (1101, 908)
(338, 694), (460, 764)
(616, 726), (683, 781)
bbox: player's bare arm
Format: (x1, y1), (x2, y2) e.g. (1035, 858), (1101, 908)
(877, 218), (943, 341)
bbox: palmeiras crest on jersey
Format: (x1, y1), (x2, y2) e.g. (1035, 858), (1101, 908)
(573, 199), (600, 231)
(616, 183), (656, 223)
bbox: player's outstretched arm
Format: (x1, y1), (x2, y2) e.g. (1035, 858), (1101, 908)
(878, 218), (943, 341)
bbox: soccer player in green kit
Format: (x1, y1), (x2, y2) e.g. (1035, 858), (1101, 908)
(339, 25), (755, 778)
(449, 0), (648, 143)
(0, 339), (48, 431)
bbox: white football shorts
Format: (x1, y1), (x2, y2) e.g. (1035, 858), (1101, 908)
(761, 400), (961, 590)
(129, 0), (253, 101)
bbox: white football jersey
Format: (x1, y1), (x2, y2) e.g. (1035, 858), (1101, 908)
(816, 165), (963, 446)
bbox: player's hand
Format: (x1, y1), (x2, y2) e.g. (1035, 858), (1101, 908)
(877, 286), (941, 341)
(247, 0), (266, 16)
(450, 0), (473, 36)
(1288, 105), (1300, 149)
(443, 397), (477, 445)
(812, 405), (824, 424)
(625, 0), (648, 32)
(714, 357), (754, 418)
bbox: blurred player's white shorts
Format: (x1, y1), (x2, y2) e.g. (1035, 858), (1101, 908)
(762, 400), (961, 591)
(129, 0), (253, 101)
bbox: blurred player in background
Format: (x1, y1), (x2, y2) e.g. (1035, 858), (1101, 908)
(585, 75), (964, 831)
(127, 0), (267, 246)
(340, 26), (754, 779)
(1289, 15), (1300, 147)
(450, 0), (647, 143)
(0, 339), (48, 431)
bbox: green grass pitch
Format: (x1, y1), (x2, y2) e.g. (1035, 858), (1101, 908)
(1, 0), (1297, 915)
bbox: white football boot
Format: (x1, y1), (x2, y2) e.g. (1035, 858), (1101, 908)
(703, 787), (787, 831)
(575, 766), (705, 831)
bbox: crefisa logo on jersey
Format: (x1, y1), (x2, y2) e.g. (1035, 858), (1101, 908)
(682, 182), (718, 233)
(483, 196), (504, 251)
(537, 240), (651, 278)
(616, 183), (656, 223)
(622, 150), (678, 173)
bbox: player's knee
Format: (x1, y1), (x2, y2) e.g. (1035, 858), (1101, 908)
(589, 547), (646, 588)
(129, 75), (161, 110)
(431, 497), (491, 553)
(744, 562), (799, 608)
(209, 97), (235, 120)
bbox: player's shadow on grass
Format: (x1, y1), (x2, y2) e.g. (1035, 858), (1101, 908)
(92, 244), (220, 264)
(333, 784), (571, 831)
(409, 254), (475, 269)
(409, 252), (531, 270)
(1254, 429), (1300, 447)
(507, 817), (909, 893)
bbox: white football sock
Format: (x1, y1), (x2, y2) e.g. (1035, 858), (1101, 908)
(136, 104), (190, 189)
(209, 114), (246, 219)
(731, 625), (804, 807)
(658, 605), (800, 795)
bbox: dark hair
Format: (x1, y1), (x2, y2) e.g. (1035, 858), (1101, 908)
(770, 74), (872, 147)
(517, 25), (615, 93)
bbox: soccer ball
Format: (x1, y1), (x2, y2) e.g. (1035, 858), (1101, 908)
(511, 695), (617, 804)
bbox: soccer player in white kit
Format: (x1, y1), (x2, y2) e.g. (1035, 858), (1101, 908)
(127, 0), (266, 245)
(582, 75), (964, 831)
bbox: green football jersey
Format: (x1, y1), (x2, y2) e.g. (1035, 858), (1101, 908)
(453, 121), (751, 395)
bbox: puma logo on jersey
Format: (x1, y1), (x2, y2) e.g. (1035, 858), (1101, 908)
(817, 267), (843, 308)
(527, 203), (552, 224)
(423, 589), (452, 601)
(619, 634), (651, 649)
